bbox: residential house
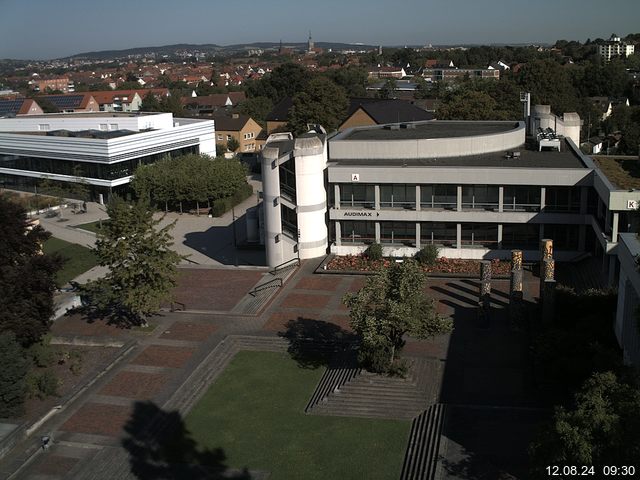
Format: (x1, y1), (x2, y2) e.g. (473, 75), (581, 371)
(182, 93), (247, 116)
(38, 94), (99, 113)
(338, 98), (434, 131)
(0, 98), (44, 116)
(265, 97), (293, 134)
(599, 34), (635, 62)
(213, 113), (262, 153)
(367, 66), (407, 79)
(31, 76), (74, 93)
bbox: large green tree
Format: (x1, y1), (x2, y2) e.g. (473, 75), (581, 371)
(0, 332), (28, 417)
(81, 198), (183, 326)
(0, 196), (62, 347)
(530, 371), (640, 473)
(288, 77), (348, 134)
(343, 260), (453, 373)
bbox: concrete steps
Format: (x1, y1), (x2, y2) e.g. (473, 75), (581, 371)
(400, 404), (447, 480)
(231, 263), (298, 315)
(308, 358), (441, 420)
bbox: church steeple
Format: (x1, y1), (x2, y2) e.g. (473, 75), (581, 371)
(307, 31), (314, 53)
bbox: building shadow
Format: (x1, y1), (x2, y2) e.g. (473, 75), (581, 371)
(278, 317), (358, 369)
(183, 212), (265, 266)
(426, 278), (545, 479)
(122, 401), (252, 480)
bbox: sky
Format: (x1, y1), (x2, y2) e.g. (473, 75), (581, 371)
(0, 0), (639, 60)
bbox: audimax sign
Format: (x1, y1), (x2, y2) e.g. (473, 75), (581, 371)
(342, 211), (380, 217)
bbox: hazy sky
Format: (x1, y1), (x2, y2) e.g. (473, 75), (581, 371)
(1, 0), (638, 59)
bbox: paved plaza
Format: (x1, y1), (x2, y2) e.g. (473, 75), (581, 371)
(2, 260), (549, 480)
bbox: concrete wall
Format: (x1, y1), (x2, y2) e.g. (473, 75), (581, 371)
(330, 121), (525, 160)
(615, 233), (640, 366)
(0, 112), (174, 132)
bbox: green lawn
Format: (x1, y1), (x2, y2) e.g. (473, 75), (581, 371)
(74, 220), (109, 234)
(43, 237), (98, 286)
(184, 351), (410, 480)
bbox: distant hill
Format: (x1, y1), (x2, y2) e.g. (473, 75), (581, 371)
(64, 41), (381, 60)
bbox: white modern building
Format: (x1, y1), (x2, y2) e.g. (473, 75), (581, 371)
(598, 34), (635, 62)
(0, 112), (215, 201)
(259, 108), (640, 288)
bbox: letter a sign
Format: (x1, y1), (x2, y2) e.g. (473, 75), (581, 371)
(351, 173), (360, 182)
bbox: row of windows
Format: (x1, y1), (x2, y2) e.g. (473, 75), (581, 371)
(336, 184), (582, 213)
(0, 145), (198, 181)
(338, 221), (580, 250)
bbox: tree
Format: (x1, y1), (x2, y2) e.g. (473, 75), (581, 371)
(238, 96), (273, 126)
(0, 196), (62, 347)
(343, 260), (453, 373)
(516, 59), (578, 114)
(140, 91), (161, 112)
(288, 77), (348, 134)
(0, 332), (28, 417)
(529, 371), (640, 473)
(438, 89), (515, 120)
(81, 198), (184, 326)
(226, 137), (240, 153)
(377, 78), (398, 99)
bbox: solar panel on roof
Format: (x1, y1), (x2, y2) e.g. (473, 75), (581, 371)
(0, 99), (24, 115)
(44, 95), (84, 109)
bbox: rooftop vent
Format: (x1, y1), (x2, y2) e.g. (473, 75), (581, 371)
(505, 151), (521, 159)
(400, 123), (416, 129)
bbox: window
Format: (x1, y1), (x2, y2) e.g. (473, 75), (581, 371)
(462, 185), (499, 210)
(38, 124), (50, 131)
(421, 184), (457, 209)
(217, 134), (223, 140)
(545, 187), (580, 213)
(226, 135), (232, 141)
(99, 124), (108, 131)
(340, 221), (376, 244)
(281, 205), (298, 239)
(420, 222), (457, 247)
(503, 186), (541, 212)
(380, 184), (416, 209)
(340, 184), (375, 208)
(502, 224), (538, 249)
(461, 223), (498, 249)
(380, 222), (416, 245)
(109, 123), (118, 130)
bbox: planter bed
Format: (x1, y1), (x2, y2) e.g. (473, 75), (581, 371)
(317, 254), (512, 278)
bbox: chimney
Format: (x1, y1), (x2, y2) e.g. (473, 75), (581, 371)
(232, 113), (239, 119)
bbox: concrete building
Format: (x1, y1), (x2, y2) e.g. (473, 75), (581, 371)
(259, 109), (640, 279)
(0, 112), (215, 202)
(31, 77), (74, 93)
(614, 233), (640, 366)
(598, 34), (635, 62)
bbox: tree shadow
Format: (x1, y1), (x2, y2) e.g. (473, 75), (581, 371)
(122, 401), (252, 480)
(278, 317), (359, 369)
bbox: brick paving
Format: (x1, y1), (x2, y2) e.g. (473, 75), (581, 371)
(294, 276), (339, 291)
(171, 268), (264, 311)
(99, 371), (169, 400)
(61, 403), (132, 437)
(131, 345), (195, 369)
(33, 455), (80, 476)
(51, 313), (131, 338)
(280, 292), (331, 309)
(159, 321), (218, 342)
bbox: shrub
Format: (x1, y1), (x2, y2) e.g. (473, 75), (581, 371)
(0, 332), (28, 417)
(415, 244), (439, 266)
(28, 336), (55, 368)
(26, 370), (60, 400)
(210, 183), (254, 217)
(365, 242), (383, 261)
(358, 342), (391, 373)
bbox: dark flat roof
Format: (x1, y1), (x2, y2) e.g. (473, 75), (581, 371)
(330, 142), (586, 169)
(342, 121), (520, 141)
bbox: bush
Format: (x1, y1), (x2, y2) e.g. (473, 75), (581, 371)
(415, 244), (439, 266)
(358, 342), (391, 373)
(210, 183), (254, 217)
(27, 336), (55, 368)
(0, 332), (28, 417)
(365, 242), (383, 261)
(26, 370), (60, 400)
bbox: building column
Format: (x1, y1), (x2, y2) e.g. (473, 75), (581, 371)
(580, 186), (588, 214)
(374, 185), (380, 210)
(375, 222), (381, 244)
(456, 223), (462, 249)
(334, 184), (340, 209)
(335, 221), (341, 246)
(540, 187), (546, 211)
(416, 222), (421, 249)
(456, 185), (462, 212)
(415, 185), (421, 211)
(498, 186), (504, 213)
(497, 224), (503, 249)
(612, 212), (619, 243)
(608, 255), (617, 287)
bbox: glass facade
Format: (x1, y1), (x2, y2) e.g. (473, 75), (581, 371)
(278, 159), (296, 202)
(545, 187), (580, 213)
(380, 184), (415, 209)
(502, 223), (539, 249)
(503, 186), (541, 212)
(545, 224), (580, 250)
(340, 221), (376, 244)
(380, 221), (416, 245)
(461, 223), (498, 248)
(462, 185), (499, 210)
(420, 222), (457, 247)
(0, 146), (198, 181)
(281, 204), (298, 239)
(340, 183), (375, 208)
(420, 185), (457, 209)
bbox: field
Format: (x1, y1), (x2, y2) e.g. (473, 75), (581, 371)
(43, 237), (98, 286)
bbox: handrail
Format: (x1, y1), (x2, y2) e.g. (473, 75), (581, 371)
(249, 278), (283, 296)
(270, 257), (300, 275)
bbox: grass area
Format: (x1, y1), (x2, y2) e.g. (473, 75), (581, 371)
(74, 220), (109, 234)
(593, 156), (640, 190)
(184, 351), (410, 480)
(43, 237), (98, 286)
(1, 191), (59, 211)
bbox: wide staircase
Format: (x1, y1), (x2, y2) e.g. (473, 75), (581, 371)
(400, 404), (447, 480)
(231, 258), (300, 315)
(308, 357), (442, 420)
